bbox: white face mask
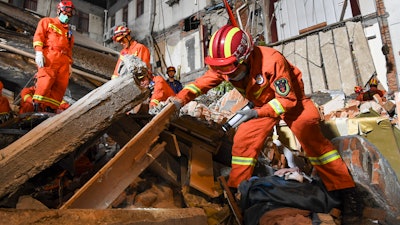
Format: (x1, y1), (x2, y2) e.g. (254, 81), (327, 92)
(58, 13), (70, 24)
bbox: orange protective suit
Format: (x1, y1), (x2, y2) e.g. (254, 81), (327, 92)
(356, 86), (385, 101)
(19, 86), (36, 114)
(149, 76), (176, 107)
(33, 17), (74, 110)
(0, 82), (12, 124)
(176, 46), (355, 191)
(112, 40), (150, 79)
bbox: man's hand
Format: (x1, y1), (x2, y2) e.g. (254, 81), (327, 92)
(232, 109), (258, 128)
(35, 51), (45, 68)
(166, 96), (183, 110)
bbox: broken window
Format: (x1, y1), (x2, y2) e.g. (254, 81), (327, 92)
(110, 14), (115, 28)
(183, 15), (200, 32)
(137, 0), (144, 18)
(123, 6), (128, 23)
(76, 11), (89, 33)
(24, 0), (37, 11)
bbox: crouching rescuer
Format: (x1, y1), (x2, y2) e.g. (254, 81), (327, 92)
(168, 25), (355, 192)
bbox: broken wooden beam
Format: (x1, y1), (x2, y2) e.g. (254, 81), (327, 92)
(0, 42), (109, 83)
(0, 74), (148, 200)
(0, 208), (208, 225)
(61, 103), (176, 209)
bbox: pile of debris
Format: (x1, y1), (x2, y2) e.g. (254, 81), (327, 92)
(1, 75), (400, 225)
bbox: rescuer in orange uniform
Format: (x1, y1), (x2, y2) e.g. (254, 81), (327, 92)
(111, 25), (151, 79)
(355, 78), (386, 101)
(0, 81), (13, 124)
(169, 25), (355, 191)
(32, 0), (75, 112)
(136, 73), (176, 110)
(19, 86), (36, 114)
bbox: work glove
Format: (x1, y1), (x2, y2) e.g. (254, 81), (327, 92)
(232, 109), (258, 128)
(148, 102), (167, 115)
(35, 51), (45, 68)
(166, 96), (183, 111)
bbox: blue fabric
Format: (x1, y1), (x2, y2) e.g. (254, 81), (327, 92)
(167, 80), (183, 94)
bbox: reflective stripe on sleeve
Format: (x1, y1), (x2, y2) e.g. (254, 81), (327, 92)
(33, 41), (43, 47)
(268, 98), (285, 115)
(151, 99), (160, 105)
(183, 84), (202, 95)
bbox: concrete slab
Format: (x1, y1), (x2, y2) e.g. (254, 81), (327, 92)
(346, 21), (376, 85)
(320, 30), (341, 91)
(333, 26), (357, 95)
(294, 38), (312, 95)
(307, 34), (326, 92)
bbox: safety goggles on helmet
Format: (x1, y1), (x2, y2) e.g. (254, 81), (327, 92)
(58, 1), (75, 16)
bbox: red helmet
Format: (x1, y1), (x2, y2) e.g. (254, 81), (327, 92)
(167, 66), (176, 72)
(58, 0), (75, 15)
(369, 77), (378, 86)
(205, 25), (253, 74)
(113, 25), (131, 42)
(354, 86), (363, 94)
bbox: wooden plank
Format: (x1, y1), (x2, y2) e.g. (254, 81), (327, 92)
(189, 145), (219, 198)
(333, 26), (357, 95)
(62, 142), (166, 209)
(0, 208), (208, 225)
(60, 103), (176, 209)
(106, 115), (143, 147)
(160, 130), (181, 157)
(0, 74), (147, 200)
(294, 38), (312, 95)
(174, 129), (219, 154)
(149, 154), (180, 187)
(320, 29), (341, 91)
(307, 34), (326, 92)
(299, 22), (327, 34)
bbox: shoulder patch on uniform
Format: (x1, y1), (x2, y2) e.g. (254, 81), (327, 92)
(274, 78), (290, 96)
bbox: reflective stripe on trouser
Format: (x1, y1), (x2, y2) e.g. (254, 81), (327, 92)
(34, 50), (70, 109)
(283, 99), (355, 191)
(228, 116), (279, 188)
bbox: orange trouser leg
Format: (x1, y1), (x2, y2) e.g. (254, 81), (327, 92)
(284, 99), (355, 191)
(34, 67), (56, 102)
(227, 116), (278, 188)
(48, 63), (70, 109)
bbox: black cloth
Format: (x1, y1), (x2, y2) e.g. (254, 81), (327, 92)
(238, 176), (341, 225)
